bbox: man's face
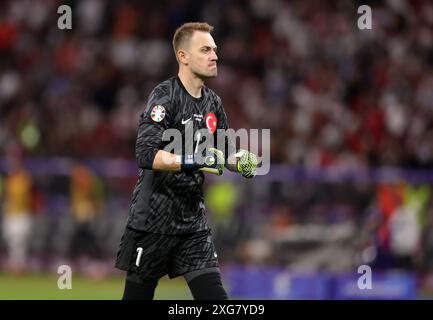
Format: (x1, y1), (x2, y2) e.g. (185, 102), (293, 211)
(184, 31), (218, 79)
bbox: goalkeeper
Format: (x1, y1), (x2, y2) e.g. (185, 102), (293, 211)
(115, 22), (258, 300)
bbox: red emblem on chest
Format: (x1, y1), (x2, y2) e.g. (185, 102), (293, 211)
(205, 112), (217, 134)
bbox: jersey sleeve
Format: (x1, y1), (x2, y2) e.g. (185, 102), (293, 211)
(214, 94), (236, 163)
(135, 87), (173, 170)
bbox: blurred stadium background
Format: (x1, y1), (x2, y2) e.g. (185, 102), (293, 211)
(1, 0), (433, 299)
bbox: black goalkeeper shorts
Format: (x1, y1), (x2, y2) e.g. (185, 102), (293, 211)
(115, 227), (219, 281)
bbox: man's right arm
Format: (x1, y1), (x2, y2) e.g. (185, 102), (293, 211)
(135, 87), (179, 171)
(152, 150), (180, 171)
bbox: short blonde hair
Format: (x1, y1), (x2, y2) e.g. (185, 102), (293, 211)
(172, 22), (214, 57)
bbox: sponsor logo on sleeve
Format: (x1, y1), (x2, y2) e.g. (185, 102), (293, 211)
(151, 105), (166, 122)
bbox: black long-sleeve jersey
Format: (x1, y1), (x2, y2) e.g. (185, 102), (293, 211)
(126, 76), (234, 235)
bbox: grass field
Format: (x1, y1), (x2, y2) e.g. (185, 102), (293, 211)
(3, 272), (430, 300)
(0, 273), (193, 300)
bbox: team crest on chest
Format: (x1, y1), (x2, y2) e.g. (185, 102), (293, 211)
(151, 105), (166, 122)
(205, 112), (217, 133)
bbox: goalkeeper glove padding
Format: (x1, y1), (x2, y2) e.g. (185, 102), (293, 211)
(180, 148), (225, 175)
(234, 149), (258, 179)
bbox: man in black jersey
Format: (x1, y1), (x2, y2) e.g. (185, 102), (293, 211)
(115, 22), (258, 300)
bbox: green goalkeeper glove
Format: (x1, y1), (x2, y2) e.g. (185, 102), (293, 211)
(234, 149), (258, 179)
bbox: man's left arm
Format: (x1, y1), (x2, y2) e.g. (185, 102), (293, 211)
(214, 96), (258, 178)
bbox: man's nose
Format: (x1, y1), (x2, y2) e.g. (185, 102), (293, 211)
(211, 50), (218, 61)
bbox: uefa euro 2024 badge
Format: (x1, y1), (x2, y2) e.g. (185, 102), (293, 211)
(151, 105), (166, 122)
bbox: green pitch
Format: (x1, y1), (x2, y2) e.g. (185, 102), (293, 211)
(0, 273), (193, 300)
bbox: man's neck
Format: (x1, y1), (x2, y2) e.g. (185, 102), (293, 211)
(178, 70), (204, 98)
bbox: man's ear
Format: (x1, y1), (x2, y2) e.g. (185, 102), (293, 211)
(177, 49), (188, 65)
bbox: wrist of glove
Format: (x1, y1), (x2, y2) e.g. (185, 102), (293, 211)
(180, 148), (225, 175)
(234, 149), (258, 179)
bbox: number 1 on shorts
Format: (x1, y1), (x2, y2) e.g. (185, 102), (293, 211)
(136, 247), (143, 267)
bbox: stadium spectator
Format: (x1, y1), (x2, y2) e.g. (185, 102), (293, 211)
(69, 162), (104, 265)
(1, 150), (33, 273)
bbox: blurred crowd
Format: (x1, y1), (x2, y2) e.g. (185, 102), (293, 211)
(0, 0), (433, 167)
(1, 0), (433, 291)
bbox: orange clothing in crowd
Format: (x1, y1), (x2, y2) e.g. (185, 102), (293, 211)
(4, 169), (32, 216)
(71, 164), (98, 223)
